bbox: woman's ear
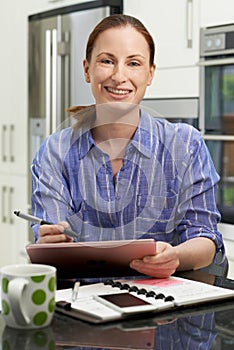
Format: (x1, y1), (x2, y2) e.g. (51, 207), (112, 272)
(83, 59), (90, 83)
(147, 63), (156, 86)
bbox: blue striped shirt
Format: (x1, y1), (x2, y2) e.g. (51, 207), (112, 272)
(31, 110), (225, 265)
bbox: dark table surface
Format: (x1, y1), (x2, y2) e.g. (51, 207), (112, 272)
(1, 271), (234, 350)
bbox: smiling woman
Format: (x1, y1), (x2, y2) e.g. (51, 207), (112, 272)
(31, 14), (227, 279)
(83, 25), (155, 105)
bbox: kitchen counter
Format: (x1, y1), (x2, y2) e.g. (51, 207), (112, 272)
(0, 271), (234, 349)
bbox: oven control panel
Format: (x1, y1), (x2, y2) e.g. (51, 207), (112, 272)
(204, 33), (225, 52)
(200, 24), (234, 57)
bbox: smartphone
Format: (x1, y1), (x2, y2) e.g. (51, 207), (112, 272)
(94, 292), (157, 315)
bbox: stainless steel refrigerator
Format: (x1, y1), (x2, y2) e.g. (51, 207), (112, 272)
(28, 0), (122, 161)
(28, 0), (123, 219)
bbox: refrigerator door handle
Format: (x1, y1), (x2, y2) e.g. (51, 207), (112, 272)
(45, 28), (58, 135)
(64, 31), (70, 124)
(57, 29), (70, 130)
(45, 30), (52, 136)
(52, 28), (58, 133)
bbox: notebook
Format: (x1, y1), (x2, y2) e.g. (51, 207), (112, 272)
(55, 276), (234, 324)
(26, 239), (156, 278)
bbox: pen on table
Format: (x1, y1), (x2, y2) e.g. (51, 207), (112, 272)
(14, 210), (78, 239)
(72, 281), (80, 302)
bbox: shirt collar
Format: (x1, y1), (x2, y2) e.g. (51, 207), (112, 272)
(72, 128), (95, 160)
(130, 109), (155, 158)
(73, 108), (155, 160)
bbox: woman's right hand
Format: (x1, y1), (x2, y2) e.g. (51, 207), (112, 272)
(37, 221), (74, 244)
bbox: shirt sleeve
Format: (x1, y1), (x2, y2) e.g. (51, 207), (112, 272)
(175, 126), (225, 264)
(31, 130), (74, 242)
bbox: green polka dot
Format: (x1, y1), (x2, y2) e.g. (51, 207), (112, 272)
(2, 300), (10, 315)
(49, 340), (56, 350)
(48, 277), (56, 292)
(2, 278), (9, 293)
(33, 311), (48, 326)
(33, 330), (48, 346)
(32, 289), (46, 305)
(2, 340), (10, 350)
(31, 275), (45, 283)
(48, 297), (55, 313)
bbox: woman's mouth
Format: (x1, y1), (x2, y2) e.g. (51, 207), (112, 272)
(105, 87), (132, 95)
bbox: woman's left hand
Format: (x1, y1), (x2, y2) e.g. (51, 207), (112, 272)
(130, 241), (179, 278)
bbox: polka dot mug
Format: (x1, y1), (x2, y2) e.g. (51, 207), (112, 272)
(1, 264), (56, 329)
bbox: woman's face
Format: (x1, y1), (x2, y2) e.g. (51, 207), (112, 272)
(83, 26), (156, 106)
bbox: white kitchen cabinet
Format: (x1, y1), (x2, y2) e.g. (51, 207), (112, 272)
(124, 0), (234, 98)
(200, 0), (234, 27)
(0, 175), (29, 267)
(124, 0), (200, 97)
(0, 1), (29, 267)
(125, 0), (200, 68)
(0, 120), (27, 176)
(0, 1), (27, 176)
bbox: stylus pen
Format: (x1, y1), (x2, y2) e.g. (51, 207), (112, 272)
(14, 210), (78, 239)
(72, 281), (80, 302)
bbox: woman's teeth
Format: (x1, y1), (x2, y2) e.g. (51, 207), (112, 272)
(106, 87), (130, 95)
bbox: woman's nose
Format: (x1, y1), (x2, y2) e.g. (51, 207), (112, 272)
(111, 63), (127, 84)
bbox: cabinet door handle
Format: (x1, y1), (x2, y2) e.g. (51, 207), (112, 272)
(9, 186), (14, 224)
(1, 186), (7, 223)
(10, 124), (15, 162)
(2, 124), (7, 162)
(186, 0), (193, 48)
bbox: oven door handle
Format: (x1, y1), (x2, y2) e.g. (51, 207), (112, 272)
(203, 135), (234, 141)
(198, 57), (234, 66)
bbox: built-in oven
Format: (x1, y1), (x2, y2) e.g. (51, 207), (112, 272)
(199, 23), (234, 224)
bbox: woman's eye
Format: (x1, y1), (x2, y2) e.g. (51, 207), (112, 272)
(101, 59), (114, 65)
(129, 61), (140, 67)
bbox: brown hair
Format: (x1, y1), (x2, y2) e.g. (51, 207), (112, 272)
(86, 14), (155, 65)
(68, 14), (155, 119)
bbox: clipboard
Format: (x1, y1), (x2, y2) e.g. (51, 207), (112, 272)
(26, 239), (156, 279)
(54, 275), (234, 324)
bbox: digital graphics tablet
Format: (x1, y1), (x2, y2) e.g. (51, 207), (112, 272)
(26, 239), (156, 279)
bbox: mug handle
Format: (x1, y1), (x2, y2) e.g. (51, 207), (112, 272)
(8, 278), (31, 326)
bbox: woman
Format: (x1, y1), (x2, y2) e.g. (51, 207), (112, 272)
(31, 14), (226, 278)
